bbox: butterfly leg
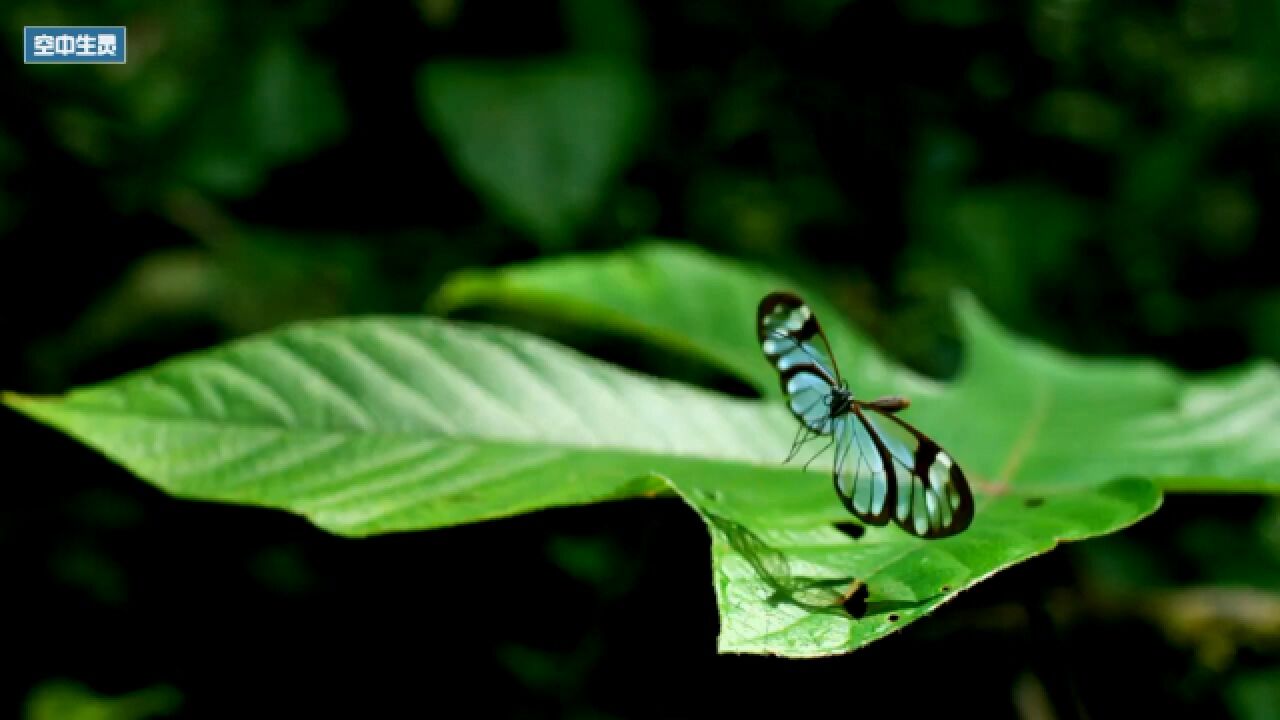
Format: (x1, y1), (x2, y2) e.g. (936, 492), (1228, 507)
(802, 433), (836, 471)
(785, 422), (814, 463)
(784, 394), (828, 463)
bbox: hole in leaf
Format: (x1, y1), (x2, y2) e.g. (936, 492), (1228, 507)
(842, 582), (869, 619)
(832, 522), (865, 539)
(1024, 497), (1045, 508)
(887, 613), (900, 623)
(941, 584), (952, 593)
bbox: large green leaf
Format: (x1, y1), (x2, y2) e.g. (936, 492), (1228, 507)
(4, 318), (792, 536)
(434, 242), (1280, 495)
(7, 244), (1279, 657)
(418, 57), (649, 248)
(2, 311), (1162, 658)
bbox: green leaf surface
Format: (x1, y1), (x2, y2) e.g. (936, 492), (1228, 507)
(432, 241), (928, 401)
(8, 244), (1280, 657)
(418, 57), (649, 247)
(680, 476), (1160, 655)
(5, 317), (809, 536)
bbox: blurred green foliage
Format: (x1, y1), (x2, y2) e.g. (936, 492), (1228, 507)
(24, 681), (180, 720)
(3, 0), (1280, 714)
(6, 0), (1280, 376)
(419, 58), (649, 247)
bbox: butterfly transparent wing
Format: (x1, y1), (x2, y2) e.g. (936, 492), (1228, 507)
(758, 292), (842, 387)
(784, 370), (836, 433)
(830, 413), (895, 526)
(865, 412), (974, 538)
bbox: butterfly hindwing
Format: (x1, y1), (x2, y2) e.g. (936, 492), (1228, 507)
(830, 410), (896, 527)
(864, 410), (974, 538)
(783, 369), (836, 433)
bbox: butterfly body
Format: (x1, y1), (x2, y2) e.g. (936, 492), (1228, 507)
(827, 386), (854, 417)
(757, 292), (974, 539)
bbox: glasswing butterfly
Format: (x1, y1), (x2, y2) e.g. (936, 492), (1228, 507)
(757, 292), (974, 538)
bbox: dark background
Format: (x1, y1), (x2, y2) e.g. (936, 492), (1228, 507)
(3, 0), (1280, 717)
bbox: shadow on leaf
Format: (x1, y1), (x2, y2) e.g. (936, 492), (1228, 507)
(705, 512), (939, 620)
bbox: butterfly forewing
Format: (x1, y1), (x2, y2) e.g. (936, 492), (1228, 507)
(784, 370), (837, 434)
(758, 292), (842, 389)
(864, 410), (974, 538)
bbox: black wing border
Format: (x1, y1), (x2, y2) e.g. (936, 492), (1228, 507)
(829, 405), (900, 528)
(757, 291), (844, 389)
(861, 405), (975, 539)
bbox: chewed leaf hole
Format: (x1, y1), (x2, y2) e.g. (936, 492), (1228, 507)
(842, 582), (870, 619)
(887, 613), (900, 623)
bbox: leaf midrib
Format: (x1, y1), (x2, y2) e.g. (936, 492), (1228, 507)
(995, 380), (1053, 484)
(6, 395), (806, 469)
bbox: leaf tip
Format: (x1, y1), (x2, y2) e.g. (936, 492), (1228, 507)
(428, 269), (497, 316)
(949, 288), (987, 332)
(2, 390), (64, 427)
(949, 288), (1020, 358)
(2, 390), (33, 412)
